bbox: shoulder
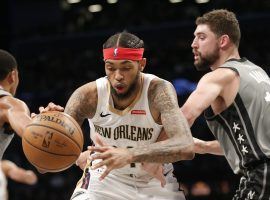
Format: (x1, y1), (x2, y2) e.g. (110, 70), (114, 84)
(72, 81), (97, 99)
(0, 96), (28, 110)
(148, 77), (178, 111)
(148, 77), (174, 92)
(200, 68), (238, 85)
(65, 81), (98, 121)
(0, 96), (29, 125)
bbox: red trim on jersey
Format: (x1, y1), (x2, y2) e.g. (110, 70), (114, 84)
(131, 110), (146, 115)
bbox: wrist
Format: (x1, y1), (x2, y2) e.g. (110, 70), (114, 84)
(127, 148), (135, 163)
(203, 141), (210, 154)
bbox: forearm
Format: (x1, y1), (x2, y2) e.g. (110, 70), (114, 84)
(130, 136), (194, 163)
(194, 137), (224, 155)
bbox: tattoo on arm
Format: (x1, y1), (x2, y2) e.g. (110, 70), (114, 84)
(130, 79), (194, 163)
(65, 83), (97, 126)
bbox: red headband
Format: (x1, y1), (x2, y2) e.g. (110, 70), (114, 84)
(103, 47), (144, 61)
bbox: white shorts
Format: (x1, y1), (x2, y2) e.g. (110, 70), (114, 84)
(71, 163), (185, 200)
(0, 167), (7, 200)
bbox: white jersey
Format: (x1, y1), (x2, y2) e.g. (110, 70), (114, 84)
(72, 74), (185, 200)
(88, 73), (163, 176)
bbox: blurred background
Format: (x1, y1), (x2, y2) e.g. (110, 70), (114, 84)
(1, 0), (270, 199)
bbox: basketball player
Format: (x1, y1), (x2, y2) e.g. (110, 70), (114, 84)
(0, 49), (62, 198)
(179, 9), (270, 200)
(89, 9), (270, 199)
(62, 32), (194, 200)
(0, 49), (32, 199)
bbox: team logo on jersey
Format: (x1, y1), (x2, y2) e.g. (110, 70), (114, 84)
(100, 112), (111, 117)
(113, 48), (118, 57)
(131, 110), (146, 115)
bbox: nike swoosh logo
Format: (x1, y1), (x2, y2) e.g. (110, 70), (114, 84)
(100, 112), (111, 117)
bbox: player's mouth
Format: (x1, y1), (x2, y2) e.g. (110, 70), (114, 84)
(115, 84), (125, 93)
(193, 51), (200, 61)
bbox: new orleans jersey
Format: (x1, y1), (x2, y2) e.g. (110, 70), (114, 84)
(88, 73), (163, 176)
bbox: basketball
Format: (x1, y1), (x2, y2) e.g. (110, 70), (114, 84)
(22, 111), (84, 172)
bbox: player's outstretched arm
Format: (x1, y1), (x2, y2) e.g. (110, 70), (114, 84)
(181, 68), (237, 126)
(193, 137), (224, 155)
(1, 96), (32, 137)
(1, 160), (37, 185)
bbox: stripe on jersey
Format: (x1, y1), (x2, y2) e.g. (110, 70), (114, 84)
(234, 95), (268, 161)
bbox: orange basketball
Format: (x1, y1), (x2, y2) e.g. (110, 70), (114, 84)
(22, 111), (83, 172)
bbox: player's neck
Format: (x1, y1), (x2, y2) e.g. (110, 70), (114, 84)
(211, 48), (240, 70)
(0, 83), (9, 92)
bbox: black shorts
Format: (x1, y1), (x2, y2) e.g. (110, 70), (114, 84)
(233, 162), (270, 200)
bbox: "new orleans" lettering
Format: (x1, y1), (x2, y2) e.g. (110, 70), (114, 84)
(94, 125), (153, 141)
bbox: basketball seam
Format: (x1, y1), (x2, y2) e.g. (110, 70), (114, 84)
(26, 152), (76, 171)
(26, 123), (82, 150)
(23, 136), (80, 157)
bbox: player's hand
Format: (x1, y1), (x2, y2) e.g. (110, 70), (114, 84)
(76, 150), (91, 170)
(31, 102), (64, 118)
(193, 137), (207, 154)
(88, 146), (133, 180)
(8, 169), (38, 185)
(141, 163), (166, 187)
(21, 170), (38, 185)
(39, 102), (64, 113)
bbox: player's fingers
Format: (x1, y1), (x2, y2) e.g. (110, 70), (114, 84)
(39, 106), (45, 113)
(31, 113), (37, 118)
(88, 146), (110, 153)
(90, 152), (111, 161)
(90, 154), (113, 170)
(48, 102), (64, 111)
(99, 167), (112, 180)
(26, 170), (38, 185)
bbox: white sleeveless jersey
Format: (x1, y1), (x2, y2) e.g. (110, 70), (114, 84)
(88, 73), (164, 176)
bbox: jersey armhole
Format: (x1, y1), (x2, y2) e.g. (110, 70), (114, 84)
(220, 66), (240, 75)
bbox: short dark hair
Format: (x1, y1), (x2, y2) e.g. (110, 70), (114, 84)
(0, 49), (17, 81)
(196, 9), (241, 47)
(103, 31), (144, 49)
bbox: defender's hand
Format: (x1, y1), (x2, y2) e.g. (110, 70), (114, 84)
(76, 150), (91, 170)
(39, 102), (64, 113)
(31, 102), (64, 118)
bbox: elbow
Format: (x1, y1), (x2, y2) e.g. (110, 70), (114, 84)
(176, 142), (194, 161)
(180, 107), (195, 127)
(183, 144), (195, 160)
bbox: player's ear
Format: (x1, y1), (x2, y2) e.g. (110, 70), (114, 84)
(139, 58), (146, 71)
(219, 34), (230, 49)
(6, 70), (16, 84)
